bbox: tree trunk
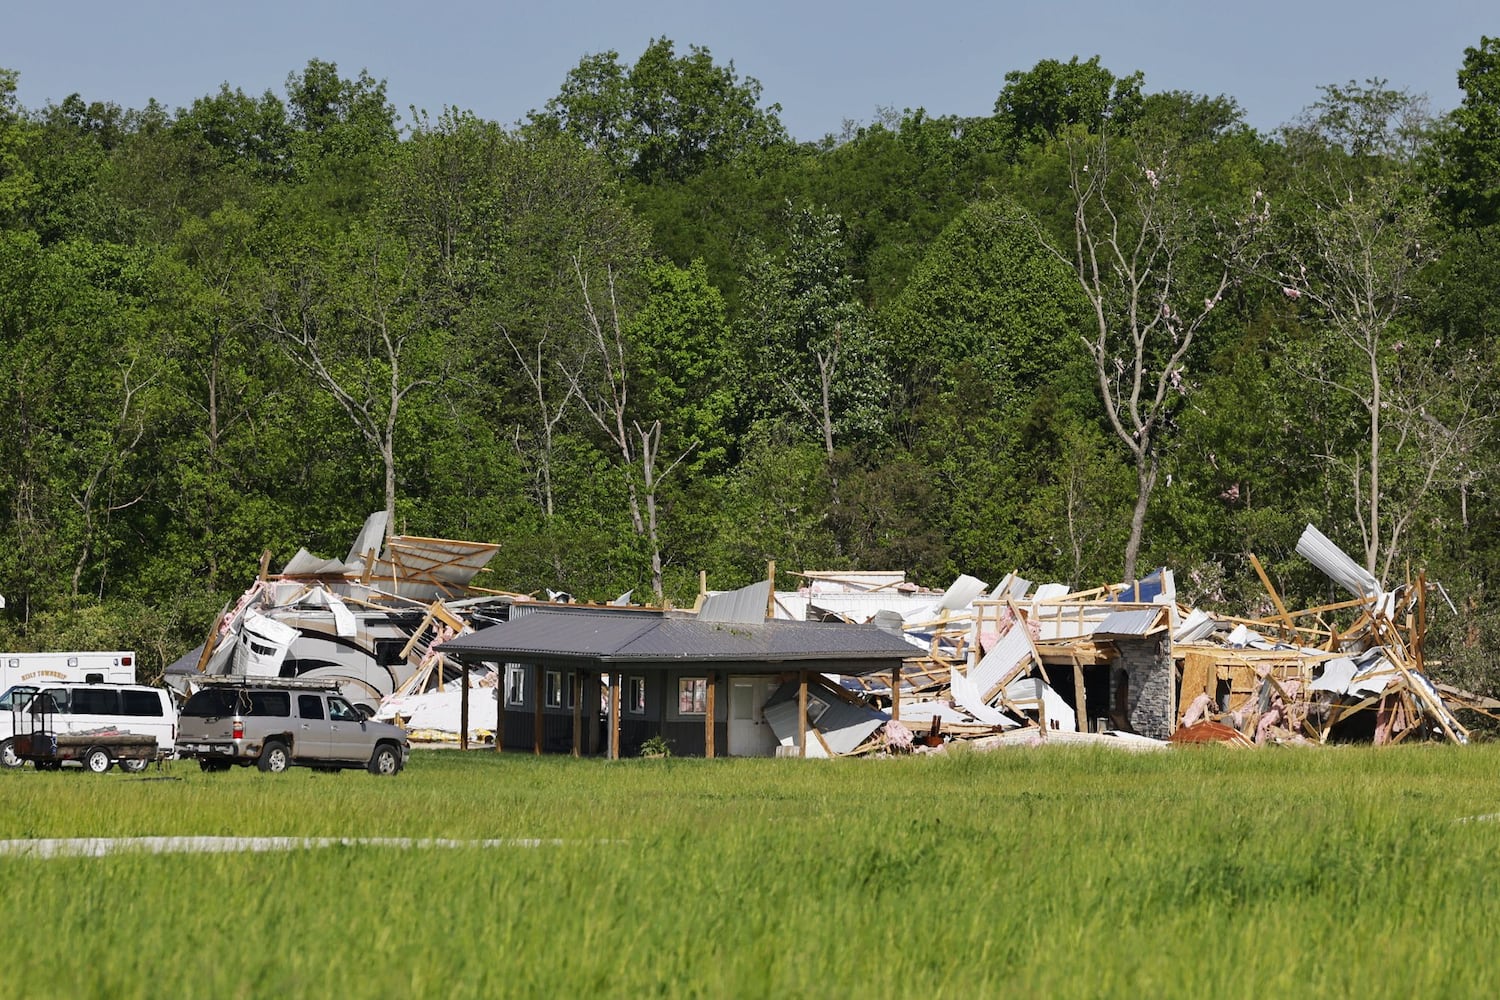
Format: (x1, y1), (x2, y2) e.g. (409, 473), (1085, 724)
(1122, 459), (1158, 584)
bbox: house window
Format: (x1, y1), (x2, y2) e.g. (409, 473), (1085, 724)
(565, 673), (576, 711)
(627, 676), (646, 714)
(678, 677), (707, 716)
(506, 665), (527, 706)
(545, 670), (563, 708)
(805, 692), (830, 725)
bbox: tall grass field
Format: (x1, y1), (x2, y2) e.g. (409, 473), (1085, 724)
(3, 745), (1499, 998)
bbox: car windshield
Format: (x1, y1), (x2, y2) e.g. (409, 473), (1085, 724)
(0, 685), (37, 711)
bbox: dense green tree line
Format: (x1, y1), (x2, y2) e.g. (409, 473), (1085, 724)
(2, 40), (1498, 690)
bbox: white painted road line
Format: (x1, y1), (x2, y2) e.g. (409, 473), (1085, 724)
(0, 836), (578, 858)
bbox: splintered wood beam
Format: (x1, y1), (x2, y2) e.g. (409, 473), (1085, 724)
(1247, 552), (1296, 637)
(195, 610), (226, 673)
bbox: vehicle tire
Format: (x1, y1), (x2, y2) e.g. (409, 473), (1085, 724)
(257, 741), (290, 774)
(367, 743), (400, 776)
(119, 758), (149, 774)
(0, 738), (20, 770)
(198, 759), (231, 773)
(85, 747), (113, 774)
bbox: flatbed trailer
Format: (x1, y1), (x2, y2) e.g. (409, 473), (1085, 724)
(13, 731), (158, 773)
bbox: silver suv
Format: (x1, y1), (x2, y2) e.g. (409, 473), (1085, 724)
(178, 679), (409, 775)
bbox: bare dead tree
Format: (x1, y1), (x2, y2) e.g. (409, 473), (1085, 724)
(71, 355), (153, 599)
(1271, 168), (1483, 579)
(502, 323), (583, 519)
(1036, 131), (1262, 581)
(264, 230), (444, 538)
(569, 257), (694, 602)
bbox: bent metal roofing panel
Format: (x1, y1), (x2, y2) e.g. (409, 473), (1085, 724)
(443, 609), (916, 672)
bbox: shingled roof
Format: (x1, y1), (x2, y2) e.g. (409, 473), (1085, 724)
(442, 609), (917, 674)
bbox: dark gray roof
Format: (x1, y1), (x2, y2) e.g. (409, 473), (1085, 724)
(443, 609), (917, 674)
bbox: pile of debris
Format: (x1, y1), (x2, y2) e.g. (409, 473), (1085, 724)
(166, 511), (517, 727)
(762, 524), (1478, 754)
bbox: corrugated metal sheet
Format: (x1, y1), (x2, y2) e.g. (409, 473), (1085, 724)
(1296, 524), (1381, 599)
(763, 682), (887, 755)
(1093, 609), (1164, 637)
(968, 626), (1034, 698)
(698, 580), (771, 623)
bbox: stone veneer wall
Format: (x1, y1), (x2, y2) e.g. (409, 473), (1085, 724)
(1110, 636), (1174, 739)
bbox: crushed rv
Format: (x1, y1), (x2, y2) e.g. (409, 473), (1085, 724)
(166, 512), (516, 714)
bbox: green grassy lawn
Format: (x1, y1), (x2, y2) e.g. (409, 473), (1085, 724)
(3, 745), (1499, 998)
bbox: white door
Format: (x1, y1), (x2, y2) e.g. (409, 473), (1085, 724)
(727, 676), (779, 757)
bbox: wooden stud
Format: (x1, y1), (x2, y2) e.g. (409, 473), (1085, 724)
(1248, 552), (1297, 640)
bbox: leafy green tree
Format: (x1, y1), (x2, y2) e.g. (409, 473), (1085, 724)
(882, 198), (1087, 409)
(740, 206), (888, 458)
(1431, 36), (1500, 230)
(0, 67), (35, 220)
(531, 37), (788, 183)
(1271, 81), (1487, 581)
(173, 83), (290, 180)
(995, 56), (1144, 152)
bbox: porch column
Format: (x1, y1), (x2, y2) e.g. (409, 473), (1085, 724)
(891, 664), (901, 722)
(798, 670), (808, 758)
(571, 669), (582, 758)
(459, 660), (469, 751)
(494, 671), (502, 754)
(704, 671), (716, 759)
(1073, 657), (1087, 733)
(609, 671), (621, 760)
(533, 664), (544, 755)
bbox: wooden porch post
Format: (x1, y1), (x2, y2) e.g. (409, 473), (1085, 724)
(532, 664), (544, 755)
(704, 672), (716, 759)
(1073, 656), (1087, 733)
(609, 671), (621, 760)
(891, 664), (901, 722)
(798, 670), (808, 758)
(459, 660), (470, 751)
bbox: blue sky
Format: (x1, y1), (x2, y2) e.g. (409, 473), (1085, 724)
(6, 1), (1494, 140)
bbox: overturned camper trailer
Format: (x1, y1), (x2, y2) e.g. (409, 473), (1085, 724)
(166, 513), (515, 713)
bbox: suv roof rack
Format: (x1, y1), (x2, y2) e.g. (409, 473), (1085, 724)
(196, 675), (344, 691)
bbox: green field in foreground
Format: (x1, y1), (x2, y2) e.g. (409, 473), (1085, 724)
(3, 745), (1500, 998)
